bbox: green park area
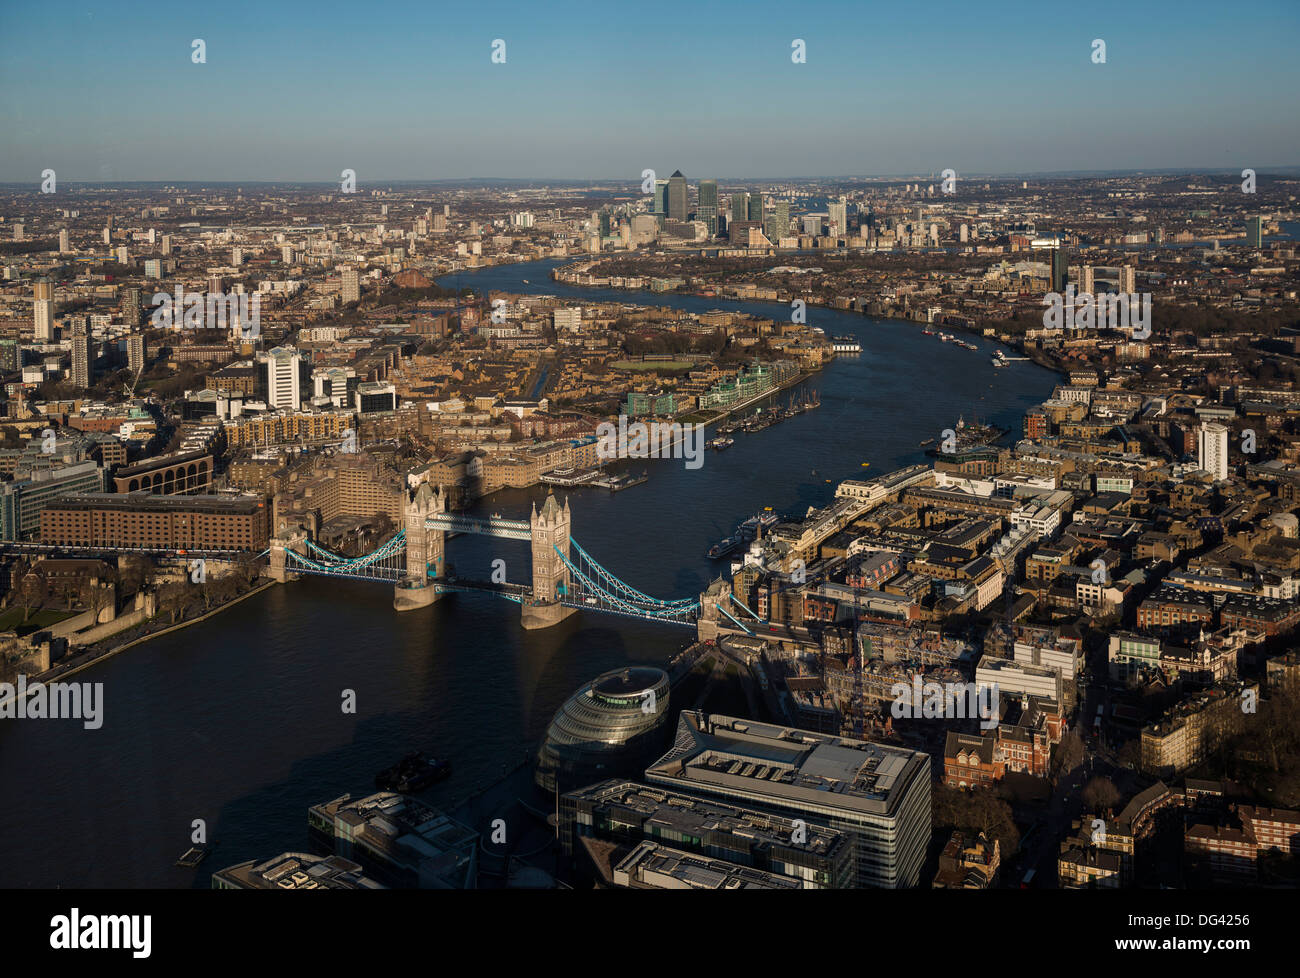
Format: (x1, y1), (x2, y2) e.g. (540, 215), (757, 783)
(0, 607), (79, 637)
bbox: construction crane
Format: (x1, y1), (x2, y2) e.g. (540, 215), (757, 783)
(853, 599), (867, 739)
(121, 368), (142, 399)
(851, 574), (872, 740)
(1004, 572), (1015, 639)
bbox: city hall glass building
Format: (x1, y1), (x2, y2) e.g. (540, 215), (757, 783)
(535, 667), (671, 794)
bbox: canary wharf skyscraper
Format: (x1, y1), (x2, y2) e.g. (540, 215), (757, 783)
(765, 199), (790, 244)
(731, 191), (749, 225)
(668, 170), (688, 223)
(698, 180), (718, 234)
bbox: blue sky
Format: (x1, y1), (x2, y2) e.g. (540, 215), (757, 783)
(2, 0), (1297, 181)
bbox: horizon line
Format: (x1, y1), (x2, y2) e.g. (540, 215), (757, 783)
(4, 165), (1300, 189)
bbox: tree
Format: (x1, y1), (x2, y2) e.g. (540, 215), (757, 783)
(931, 783), (1021, 859)
(157, 581), (188, 624)
(19, 577), (36, 623)
(88, 570), (117, 623)
(1082, 776), (1121, 814)
(1116, 738), (1141, 772)
(233, 558), (261, 593)
(198, 576), (217, 612)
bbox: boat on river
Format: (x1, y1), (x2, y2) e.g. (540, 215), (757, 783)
(376, 752), (452, 792)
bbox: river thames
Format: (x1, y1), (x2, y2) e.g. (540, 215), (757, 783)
(0, 258), (1058, 887)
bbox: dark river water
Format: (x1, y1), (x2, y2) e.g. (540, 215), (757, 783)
(0, 258), (1058, 887)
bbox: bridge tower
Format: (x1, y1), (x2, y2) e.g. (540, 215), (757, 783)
(696, 578), (729, 642)
(394, 482), (445, 612)
(522, 492), (574, 630)
(266, 528), (307, 583)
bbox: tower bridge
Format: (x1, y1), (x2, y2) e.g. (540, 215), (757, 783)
(267, 485), (700, 629)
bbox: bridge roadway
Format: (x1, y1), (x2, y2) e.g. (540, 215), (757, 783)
(425, 514), (531, 540)
(434, 577), (532, 601)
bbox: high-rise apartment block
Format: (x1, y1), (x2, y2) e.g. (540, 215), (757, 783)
(1198, 422), (1229, 481)
(119, 286), (141, 327)
(266, 347), (308, 410)
(1050, 244), (1069, 293)
(828, 200), (847, 235)
(33, 279), (54, 342)
(70, 317), (91, 389)
(341, 267), (360, 305)
(1246, 216), (1263, 249)
(127, 333), (146, 374)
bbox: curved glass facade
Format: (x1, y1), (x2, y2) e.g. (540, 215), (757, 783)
(535, 667), (671, 794)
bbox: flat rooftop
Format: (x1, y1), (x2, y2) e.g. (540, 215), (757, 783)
(214, 852), (384, 890)
(115, 450), (212, 477)
(311, 791), (478, 861)
(46, 491), (266, 515)
(614, 840), (803, 890)
(565, 779), (845, 858)
(646, 711), (928, 817)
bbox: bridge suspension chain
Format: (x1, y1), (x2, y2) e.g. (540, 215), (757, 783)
(567, 538), (697, 609)
(301, 529), (407, 571)
(556, 546), (699, 621)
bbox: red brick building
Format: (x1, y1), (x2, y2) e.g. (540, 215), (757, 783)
(943, 732), (1004, 789)
(40, 492), (270, 551)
